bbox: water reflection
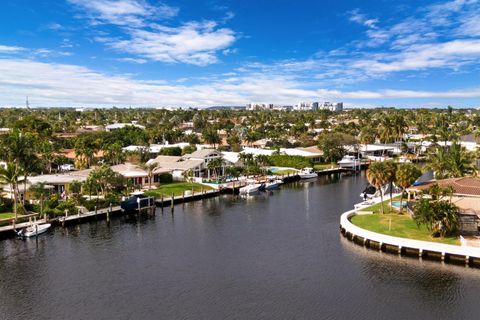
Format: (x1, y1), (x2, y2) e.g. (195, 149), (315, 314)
(1, 173), (479, 320)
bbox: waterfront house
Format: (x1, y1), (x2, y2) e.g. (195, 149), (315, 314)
(182, 149), (227, 179)
(147, 155), (204, 180)
(407, 177), (480, 234)
(110, 163), (171, 187)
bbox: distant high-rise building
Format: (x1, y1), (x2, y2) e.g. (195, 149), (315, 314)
(246, 103), (274, 110)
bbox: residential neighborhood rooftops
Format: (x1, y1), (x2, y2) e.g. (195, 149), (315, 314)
(184, 149), (220, 159)
(408, 177), (480, 197)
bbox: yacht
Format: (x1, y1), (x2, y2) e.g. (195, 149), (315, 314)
(298, 167), (317, 179)
(337, 155), (361, 168)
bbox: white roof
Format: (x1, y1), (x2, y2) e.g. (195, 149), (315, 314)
(221, 151), (240, 164)
(106, 123), (145, 130)
(280, 148), (322, 157)
(28, 170), (91, 185)
(241, 147), (275, 156)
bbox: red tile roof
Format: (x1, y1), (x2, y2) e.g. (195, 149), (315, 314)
(408, 177), (480, 196)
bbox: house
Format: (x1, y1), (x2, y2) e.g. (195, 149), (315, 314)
(281, 146), (323, 163)
(183, 149), (226, 178)
(147, 155), (204, 180)
(27, 169), (92, 195)
(110, 163), (170, 187)
(407, 177), (480, 234)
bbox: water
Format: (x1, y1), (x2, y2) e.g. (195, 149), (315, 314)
(1, 173), (480, 320)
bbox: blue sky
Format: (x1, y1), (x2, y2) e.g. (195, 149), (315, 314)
(0, 0), (479, 108)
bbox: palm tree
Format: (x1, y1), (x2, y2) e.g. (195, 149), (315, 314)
(0, 163), (23, 219)
(142, 162), (159, 190)
(383, 161), (397, 207)
(367, 162), (388, 214)
(207, 157), (225, 179)
(30, 182), (50, 218)
(448, 142), (476, 177)
(427, 142), (475, 178)
(395, 163), (422, 213)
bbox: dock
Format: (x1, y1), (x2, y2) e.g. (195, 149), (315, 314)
(0, 218), (48, 236)
(155, 189), (220, 206)
(58, 205), (123, 225)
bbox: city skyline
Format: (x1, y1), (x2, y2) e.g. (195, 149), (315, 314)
(0, 0), (480, 108)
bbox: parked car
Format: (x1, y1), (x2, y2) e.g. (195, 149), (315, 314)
(60, 164), (75, 171)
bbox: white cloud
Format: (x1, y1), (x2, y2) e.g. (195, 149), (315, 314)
(117, 57), (148, 64)
(0, 58), (478, 108)
(0, 45), (25, 53)
(353, 39), (480, 74)
(349, 9), (379, 29)
(68, 0), (178, 26)
(102, 21), (236, 65)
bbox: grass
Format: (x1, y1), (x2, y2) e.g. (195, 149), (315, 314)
(271, 169), (298, 176)
(144, 182), (213, 197)
(0, 212), (14, 220)
(362, 196), (402, 214)
(351, 214), (459, 245)
(313, 163), (339, 170)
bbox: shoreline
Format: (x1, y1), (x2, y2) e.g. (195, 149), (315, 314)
(340, 205), (480, 268)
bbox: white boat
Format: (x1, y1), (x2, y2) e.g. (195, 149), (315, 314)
(264, 179), (283, 190)
(398, 156), (411, 163)
(298, 167), (317, 179)
(239, 183), (262, 195)
(337, 155), (361, 168)
(18, 223), (51, 237)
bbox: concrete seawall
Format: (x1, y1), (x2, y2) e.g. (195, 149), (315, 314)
(340, 209), (480, 267)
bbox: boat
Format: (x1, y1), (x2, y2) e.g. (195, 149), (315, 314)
(121, 191), (154, 211)
(337, 155), (361, 168)
(264, 179), (283, 190)
(360, 184), (377, 200)
(17, 223), (51, 237)
(298, 167), (317, 179)
(239, 183), (262, 195)
(398, 156), (411, 163)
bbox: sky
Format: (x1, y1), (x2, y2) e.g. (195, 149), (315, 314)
(0, 0), (479, 108)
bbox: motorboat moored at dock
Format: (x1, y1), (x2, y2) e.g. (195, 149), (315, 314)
(298, 167), (317, 179)
(17, 223), (51, 237)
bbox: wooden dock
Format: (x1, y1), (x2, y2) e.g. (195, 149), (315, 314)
(58, 205), (123, 225)
(0, 218), (48, 235)
(155, 189), (220, 206)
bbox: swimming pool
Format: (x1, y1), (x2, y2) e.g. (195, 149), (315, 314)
(391, 200), (407, 209)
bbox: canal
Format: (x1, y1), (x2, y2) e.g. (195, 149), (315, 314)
(1, 173), (480, 319)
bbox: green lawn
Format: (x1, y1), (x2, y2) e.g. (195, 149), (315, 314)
(271, 169), (298, 176)
(0, 212), (14, 220)
(313, 163), (338, 170)
(361, 196), (402, 214)
(145, 182), (213, 197)
(351, 214), (459, 245)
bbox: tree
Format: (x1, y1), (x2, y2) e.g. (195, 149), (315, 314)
(318, 132), (356, 163)
(395, 163), (422, 213)
(413, 199), (459, 237)
(427, 142), (476, 179)
(203, 128), (221, 148)
(85, 165), (120, 197)
(0, 163), (24, 219)
(207, 157), (225, 179)
(383, 161), (397, 207)
(367, 162), (388, 214)
(30, 182), (51, 218)
(142, 162), (159, 190)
